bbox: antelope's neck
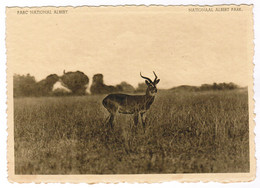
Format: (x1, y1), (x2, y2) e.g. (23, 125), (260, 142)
(145, 93), (155, 99)
(145, 89), (156, 98)
(144, 93), (155, 107)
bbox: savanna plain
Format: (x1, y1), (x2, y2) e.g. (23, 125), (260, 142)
(14, 89), (249, 174)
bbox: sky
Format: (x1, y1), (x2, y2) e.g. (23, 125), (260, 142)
(7, 6), (252, 89)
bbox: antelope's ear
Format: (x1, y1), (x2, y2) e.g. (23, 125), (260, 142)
(155, 79), (160, 84)
(145, 80), (150, 85)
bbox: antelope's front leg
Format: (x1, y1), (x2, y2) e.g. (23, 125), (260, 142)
(140, 112), (146, 129)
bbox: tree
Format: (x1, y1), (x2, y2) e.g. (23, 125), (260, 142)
(116, 81), (135, 93)
(13, 74), (37, 97)
(227, 82), (238, 89)
(90, 74), (121, 94)
(37, 74), (59, 96)
(135, 82), (147, 93)
(60, 71), (89, 95)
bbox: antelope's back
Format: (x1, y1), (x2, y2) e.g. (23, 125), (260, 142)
(102, 93), (128, 107)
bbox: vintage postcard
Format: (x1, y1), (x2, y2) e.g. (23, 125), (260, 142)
(6, 5), (255, 183)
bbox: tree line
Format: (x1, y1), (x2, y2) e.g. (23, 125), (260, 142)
(13, 71), (147, 97)
(170, 82), (240, 92)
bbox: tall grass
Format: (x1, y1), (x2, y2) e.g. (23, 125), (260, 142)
(14, 89), (249, 174)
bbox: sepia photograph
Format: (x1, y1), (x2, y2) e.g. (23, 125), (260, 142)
(6, 5), (255, 183)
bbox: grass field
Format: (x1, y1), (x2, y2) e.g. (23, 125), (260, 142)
(14, 89), (249, 174)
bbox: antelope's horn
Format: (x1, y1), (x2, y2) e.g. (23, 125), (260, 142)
(63, 70), (66, 74)
(140, 72), (152, 83)
(153, 71), (158, 82)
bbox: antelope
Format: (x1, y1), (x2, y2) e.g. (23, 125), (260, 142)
(102, 72), (160, 129)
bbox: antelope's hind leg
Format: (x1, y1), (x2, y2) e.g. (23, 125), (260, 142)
(105, 113), (115, 129)
(133, 113), (139, 126)
(140, 112), (146, 131)
(103, 100), (117, 129)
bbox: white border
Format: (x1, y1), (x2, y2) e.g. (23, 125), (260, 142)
(1, 0), (259, 187)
